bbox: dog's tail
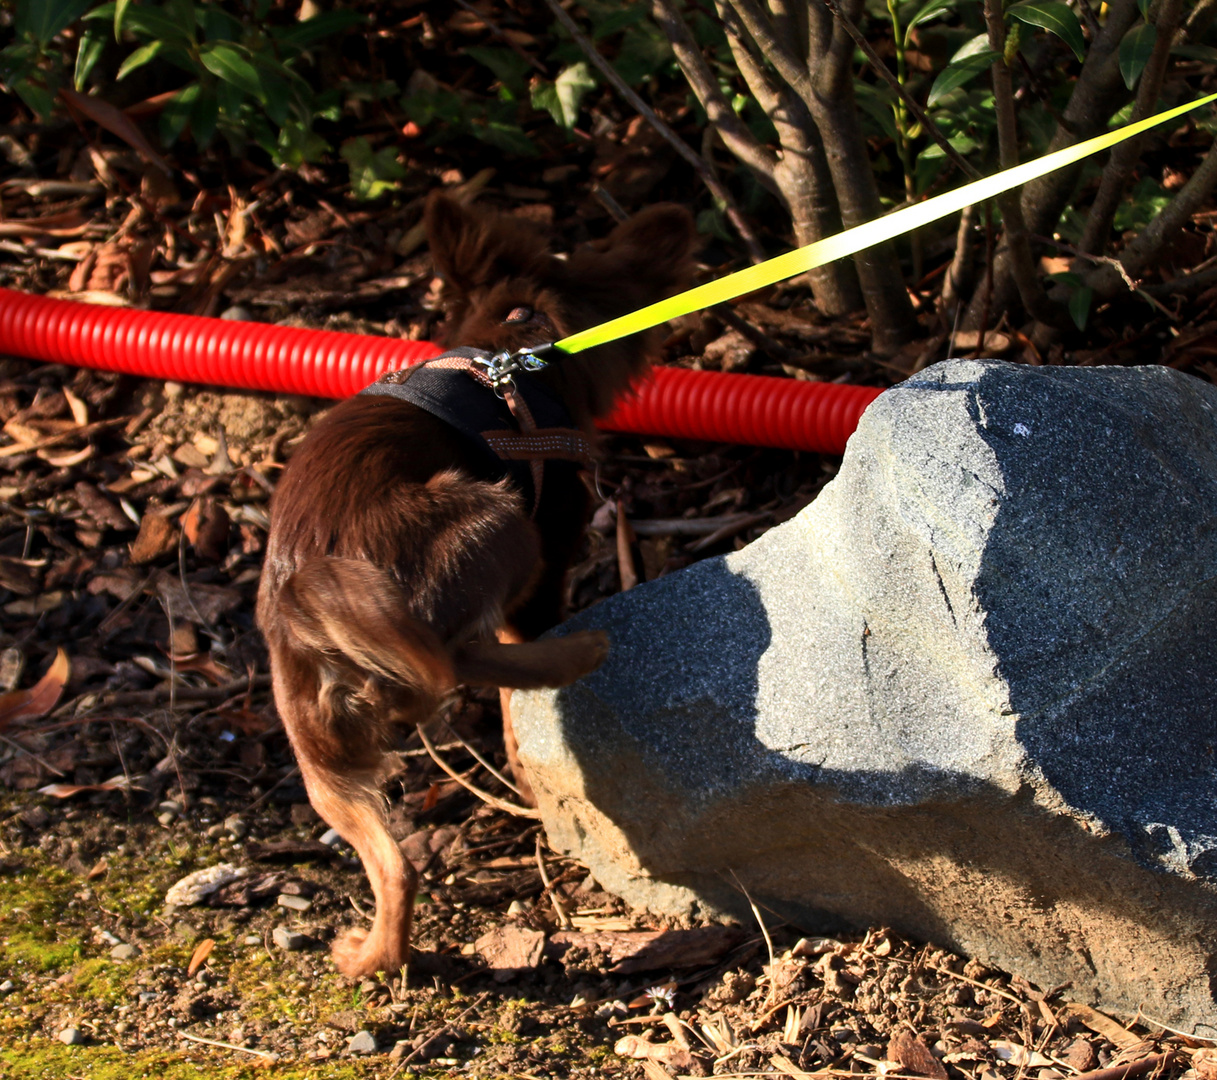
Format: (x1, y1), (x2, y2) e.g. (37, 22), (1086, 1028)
(276, 556), (456, 704)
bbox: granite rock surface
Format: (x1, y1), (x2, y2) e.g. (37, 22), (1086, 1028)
(513, 359), (1217, 1030)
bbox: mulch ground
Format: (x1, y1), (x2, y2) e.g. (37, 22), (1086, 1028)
(5, 20), (1217, 1075)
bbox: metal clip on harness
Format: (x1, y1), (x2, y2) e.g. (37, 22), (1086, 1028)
(476, 343), (558, 390)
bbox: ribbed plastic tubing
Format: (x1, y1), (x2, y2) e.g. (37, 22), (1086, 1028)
(0, 287), (882, 454)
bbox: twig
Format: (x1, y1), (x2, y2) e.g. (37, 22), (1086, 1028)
(1132, 1007), (1216, 1043)
(440, 715), (524, 798)
(417, 723), (540, 819)
(0, 731), (69, 777)
(177, 1030), (278, 1059)
(453, 0), (547, 73)
(729, 870), (776, 1008)
(387, 993), (488, 1077)
(536, 835), (574, 928)
(630, 512), (766, 537)
(818, 0), (982, 182)
(541, 0), (766, 264)
(88, 674), (271, 709)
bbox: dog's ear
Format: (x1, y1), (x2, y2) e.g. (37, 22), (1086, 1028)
(425, 193), (552, 293)
(569, 203), (699, 299)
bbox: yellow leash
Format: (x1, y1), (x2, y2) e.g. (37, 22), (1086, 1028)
(552, 92), (1217, 356)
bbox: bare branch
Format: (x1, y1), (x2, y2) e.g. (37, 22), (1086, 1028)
(650, 0), (779, 183)
(819, 0), (982, 181)
(1078, 0), (1186, 255)
(542, 0), (766, 263)
(983, 0), (1064, 327)
(1086, 138), (1217, 298)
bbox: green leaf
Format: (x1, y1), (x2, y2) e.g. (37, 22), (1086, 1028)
(475, 119), (538, 156)
(159, 81), (199, 145)
(272, 10), (365, 51)
(904, 0), (958, 47)
(340, 136), (406, 200)
(114, 0), (131, 39)
(1068, 285), (1092, 330)
(1119, 23), (1157, 90)
(119, 6), (191, 45)
(592, 6), (647, 38)
(1046, 271), (1083, 287)
(74, 24), (107, 89)
(853, 80), (898, 141)
(188, 83), (218, 147)
(1137, 0), (1151, 15)
(928, 48), (998, 106)
(15, 0), (92, 47)
(1171, 43), (1217, 63)
(116, 38), (164, 80)
(465, 45), (532, 97)
(530, 61), (595, 128)
(1006, 2), (1086, 63)
(13, 76), (57, 118)
(199, 41), (261, 97)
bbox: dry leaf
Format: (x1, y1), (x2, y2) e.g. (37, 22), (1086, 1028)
(1058, 1002), (1142, 1050)
(888, 1029), (949, 1080)
(182, 497), (231, 562)
(59, 88), (172, 175)
(187, 938), (215, 976)
(62, 386), (89, 426)
(991, 1040), (1053, 1068)
(475, 925), (546, 981)
(548, 926), (744, 974)
(0, 648), (70, 729)
(130, 513), (178, 564)
(39, 779), (129, 798)
(1194, 1048), (1217, 1080)
(614, 1034), (696, 1071)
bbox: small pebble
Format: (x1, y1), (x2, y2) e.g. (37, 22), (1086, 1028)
(0, 980), (15, 994)
(277, 893), (312, 913)
(205, 824), (226, 839)
(219, 305), (254, 322)
(223, 815), (248, 839)
(97, 929), (121, 946)
(347, 1030), (378, 1055)
(243, 934), (261, 946)
(114, 1021), (129, 1034)
(58, 1027), (84, 1046)
(138, 991), (158, 1005)
(319, 828), (342, 846)
(272, 926), (308, 952)
(110, 943), (140, 961)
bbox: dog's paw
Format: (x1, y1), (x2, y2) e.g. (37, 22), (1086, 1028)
(564, 630), (609, 678)
(332, 926), (408, 978)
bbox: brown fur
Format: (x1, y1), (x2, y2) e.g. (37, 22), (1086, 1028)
(257, 195), (697, 977)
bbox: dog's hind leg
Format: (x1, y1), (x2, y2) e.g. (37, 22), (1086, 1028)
(299, 758), (416, 978)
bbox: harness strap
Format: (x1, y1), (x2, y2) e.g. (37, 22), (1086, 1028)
(382, 351), (591, 516)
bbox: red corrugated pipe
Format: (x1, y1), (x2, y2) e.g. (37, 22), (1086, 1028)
(0, 287), (881, 454)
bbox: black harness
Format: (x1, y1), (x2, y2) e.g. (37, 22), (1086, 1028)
(359, 347), (591, 513)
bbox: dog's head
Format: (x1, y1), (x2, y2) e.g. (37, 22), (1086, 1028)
(425, 195), (698, 424)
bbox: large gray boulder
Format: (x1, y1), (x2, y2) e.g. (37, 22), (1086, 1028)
(513, 359), (1217, 1030)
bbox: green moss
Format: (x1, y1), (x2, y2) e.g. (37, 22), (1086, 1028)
(0, 1042), (389, 1079)
(0, 855), (84, 973)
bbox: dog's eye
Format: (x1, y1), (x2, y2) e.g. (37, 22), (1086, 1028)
(503, 306), (534, 324)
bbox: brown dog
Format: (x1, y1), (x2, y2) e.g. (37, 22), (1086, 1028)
(256, 195), (696, 977)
